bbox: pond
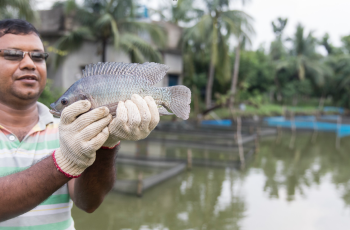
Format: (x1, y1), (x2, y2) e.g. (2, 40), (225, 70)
(72, 132), (350, 230)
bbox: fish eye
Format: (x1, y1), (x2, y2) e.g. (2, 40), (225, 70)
(61, 98), (68, 105)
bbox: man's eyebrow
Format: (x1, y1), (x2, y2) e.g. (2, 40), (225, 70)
(6, 47), (44, 52)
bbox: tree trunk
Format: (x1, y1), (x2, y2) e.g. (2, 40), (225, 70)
(206, 57), (215, 109)
(319, 96), (325, 109)
(205, 16), (218, 110)
(229, 42), (241, 109)
(274, 73), (283, 103)
(102, 39), (107, 62)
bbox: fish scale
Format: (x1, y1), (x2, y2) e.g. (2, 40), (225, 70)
(50, 62), (192, 120)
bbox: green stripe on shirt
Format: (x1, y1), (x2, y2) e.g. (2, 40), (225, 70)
(41, 194), (70, 205)
(0, 218), (72, 230)
(0, 167), (28, 177)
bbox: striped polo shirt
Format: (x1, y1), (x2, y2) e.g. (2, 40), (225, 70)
(0, 102), (75, 230)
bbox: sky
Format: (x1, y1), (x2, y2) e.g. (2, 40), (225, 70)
(35, 0), (350, 51)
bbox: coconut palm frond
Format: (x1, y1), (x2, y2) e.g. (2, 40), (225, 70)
(53, 27), (93, 68)
(119, 21), (167, 49)
(120, 38), (145, 63)
(183, 14), (212, 43)
(110, 18), (120, 49)
(120, 33), (162, 63)
(0, 0), (36, 21)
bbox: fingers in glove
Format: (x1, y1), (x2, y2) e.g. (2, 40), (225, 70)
(87, 127), (110, 151)
(60, 100), (91, 125)
(131, 94), (151, 131)
(124, 100), (141, 136)
(80, 114), (112, 141)
(144, 96), (160, 131)
(74, 106), (110, 131)
(109, 101), (128, 133)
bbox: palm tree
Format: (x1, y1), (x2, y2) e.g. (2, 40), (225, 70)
(269, 18), (288, 102)
(183, 0), (253, 109)
(228, 19), (255, 110)
(53, 0), (166, 67)
(288, 24), (329, 83)
(0, 0), (35, 21)
(275, 24), (331, 103)
(150, 0), (203, 25)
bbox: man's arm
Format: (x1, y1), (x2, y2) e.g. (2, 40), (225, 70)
(0, 156), (70, 221)
(68, 147), (119, 213)
(0, 102), (111, 221)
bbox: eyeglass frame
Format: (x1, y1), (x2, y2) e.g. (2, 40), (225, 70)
(0, 49), (49, 62)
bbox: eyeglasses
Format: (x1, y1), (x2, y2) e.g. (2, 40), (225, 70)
(0, 49), (49, 62)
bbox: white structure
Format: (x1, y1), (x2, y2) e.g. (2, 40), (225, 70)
(36, 8), (183, 91)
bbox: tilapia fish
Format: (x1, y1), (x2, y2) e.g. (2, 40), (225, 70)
(49, 62), (191, 120)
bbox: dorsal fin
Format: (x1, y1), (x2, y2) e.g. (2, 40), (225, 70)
(82, 62), (170, 86)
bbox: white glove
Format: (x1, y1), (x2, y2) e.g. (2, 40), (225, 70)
(102, 94), (160, 148)
(53, 100), (112, 177)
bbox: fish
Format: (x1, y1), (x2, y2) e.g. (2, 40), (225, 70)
(49, 62), (191, 120)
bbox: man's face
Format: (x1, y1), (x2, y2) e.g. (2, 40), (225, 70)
(0, 33), (47, 104)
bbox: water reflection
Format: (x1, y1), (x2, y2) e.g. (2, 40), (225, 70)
(73, 168), (246, 230)
(72, 133), (350, 230)
(253, 133), (350, 203)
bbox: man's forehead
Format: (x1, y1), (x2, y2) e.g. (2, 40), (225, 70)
(0, 33), (44, 51)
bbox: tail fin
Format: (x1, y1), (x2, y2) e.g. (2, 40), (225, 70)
(168, 85), (191, 120)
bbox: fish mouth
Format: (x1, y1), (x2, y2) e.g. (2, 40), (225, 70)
(49, 109), (61, 117)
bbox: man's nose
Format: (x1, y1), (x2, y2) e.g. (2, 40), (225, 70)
(19, 53), (36, 70)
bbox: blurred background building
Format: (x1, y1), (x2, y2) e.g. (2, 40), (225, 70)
(35, 6), (183, 90)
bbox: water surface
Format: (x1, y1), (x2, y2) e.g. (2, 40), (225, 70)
(72, 133), (350, 230)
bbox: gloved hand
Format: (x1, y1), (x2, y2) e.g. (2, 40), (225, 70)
(102, 94), (160, 148)
(53, 100), (112, 178)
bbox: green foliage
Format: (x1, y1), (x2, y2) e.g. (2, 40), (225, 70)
(53, 0), (166, 66)
(0, 0), (36, 21)
(341, 35), (350, 54)
(38, 79), (62, 107)
(36, 3), (350, 112)
(237, 49), (275, 95)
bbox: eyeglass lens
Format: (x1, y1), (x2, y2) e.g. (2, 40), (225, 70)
(2, 50), (48, 62)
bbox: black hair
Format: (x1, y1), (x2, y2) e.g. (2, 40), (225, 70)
(0, 19), (39, 38)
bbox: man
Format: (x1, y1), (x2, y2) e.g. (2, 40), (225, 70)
(0, 19), (159, 229)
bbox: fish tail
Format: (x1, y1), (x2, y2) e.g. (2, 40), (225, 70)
(168, 85), (191, 120)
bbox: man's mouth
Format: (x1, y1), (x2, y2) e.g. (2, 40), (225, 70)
(17, 75), (38, 83)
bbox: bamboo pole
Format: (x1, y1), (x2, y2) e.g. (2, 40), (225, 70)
(187, 149), (192, 170)
(275, 126), (282, 144)
(289, 112), (296, 149)
(137, 172), (143, 197)
(336, 116), (341, 149)
(236, 117), (245, 169)
(255, 127), (260, 153)
(311, 115), (318, 143)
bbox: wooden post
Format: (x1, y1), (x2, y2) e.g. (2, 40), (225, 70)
(255, 127), (260, 153)
(236, 117), (245, 169)
(137, 172), (143, 197)
(312, 116), (318, 143)
(249, 126), (253, 134)
(336, 116), (341, 149)
(276, 126), (282, 144)
(187, 149), (192, 170)
(289, 112), (296, 149)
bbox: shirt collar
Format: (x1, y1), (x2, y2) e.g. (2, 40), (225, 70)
(35, 102), (55, 131)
